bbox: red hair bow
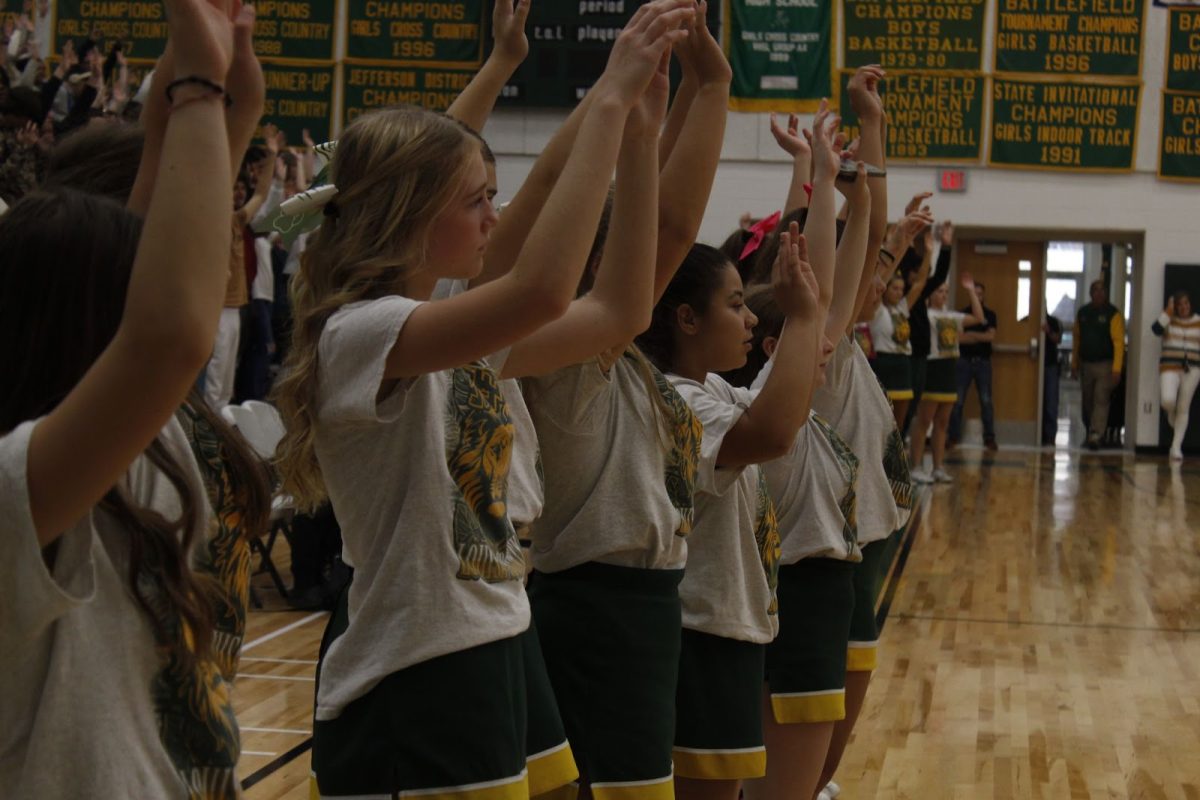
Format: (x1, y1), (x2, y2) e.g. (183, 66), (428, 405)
(740, 210), (782, 262)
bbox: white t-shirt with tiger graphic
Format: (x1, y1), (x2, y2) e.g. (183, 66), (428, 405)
(871, 298), (913, 356)
(312, 296), (528, 721)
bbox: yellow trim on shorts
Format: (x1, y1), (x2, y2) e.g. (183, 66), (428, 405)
(887, 389), (914, 400)
(590, 774), (674, 800)
(532, 783), (578, 800)
(922, 392), (958, 403)
(673, 746), (766, 780)
(771, 689), (846, 724)
(311, 770), (530, 800)
(527, 741), (579, 798)
(847, 641), (878, 672)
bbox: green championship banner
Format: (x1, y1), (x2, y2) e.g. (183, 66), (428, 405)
(346, 0), (486, 66)
(990, 77), (1140, 171)
(251, 0), (336, 61)
(838, 71), (985, 161)
(342, 61), (477, 122)
(496, 1), (722, 107)
(843, 0), (986, 72)
(727, 0), (832, 112)
(1159, 91), (1200, 182)
(994, 0), (1144, 78)
(1166, 8), (1200, 93)
(53, 0), (167, 62)
(262, 61), (335, 143)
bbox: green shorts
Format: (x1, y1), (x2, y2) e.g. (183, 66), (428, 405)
(923, 358), (958, 403)
(312, 584), (575, 799)
(674, 629), (766, 781)
(872, 352), (914, 401)
(528, 563), (682, 800)
(765, 559), (855, 723)
(847, 537), (896, 672)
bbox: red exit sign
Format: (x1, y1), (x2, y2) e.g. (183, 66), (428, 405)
(938, 169), (967, 192)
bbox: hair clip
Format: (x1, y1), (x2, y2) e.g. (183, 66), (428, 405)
(740, 210), (782, 262)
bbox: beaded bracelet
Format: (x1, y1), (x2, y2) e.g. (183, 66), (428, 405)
(165, 76), (232, 108)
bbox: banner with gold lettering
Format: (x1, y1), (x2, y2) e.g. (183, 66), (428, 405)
(993, 0), (1145, 78)
(990, 77), (1140, 171)
(342, 62), (478, 122)
(726, 0), (833, 113)
(53, 0), (168, 62)
(261, 61), (335, 142)
(843, 0), (986, 72)
(1159, 92), (1200, 181)
(838, 71), (986, 162)
(346, 0), (487, 66)
(1166, 8), (1200, 93)
(252, 0), (336, 61)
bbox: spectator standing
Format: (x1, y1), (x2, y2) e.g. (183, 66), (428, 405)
(1042, 313), (1064, 446)
(949, 281), (998, 449)
(1153, 290), (1200, 460)
(1071, 280), (1125, 450)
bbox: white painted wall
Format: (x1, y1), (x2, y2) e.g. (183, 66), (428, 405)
(488, 4), (1198, 448)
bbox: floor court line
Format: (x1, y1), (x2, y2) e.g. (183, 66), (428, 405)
(242, 611), (328, 653)
(891, 612), (1200, 635)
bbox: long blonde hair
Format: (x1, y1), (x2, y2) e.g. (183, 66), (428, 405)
(272, 106), (479, 511)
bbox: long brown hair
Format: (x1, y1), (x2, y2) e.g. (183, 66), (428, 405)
(0, 189), (218, 670)
(272, 106), (480, 511)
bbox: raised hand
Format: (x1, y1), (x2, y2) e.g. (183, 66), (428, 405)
(1166, 297), (1176, 318)
(673, 0), (730, 85)
(224, 2), (266, 169)
(262, 122), (284, 154)
(774, 222), (817, 318)
(960, 271), (976, 292)
(493, 0), (531, 66)
(627, 47), (671, 137)
(597, 0), (694, 110)
(847, 63), (885, 123)
(770, 112), (809, 160)
(939, 220), (954, 247)
(904, 191), (933, 216)
(163, 0), (237, 83)
(16, 120), (38, 149)
(301, 127), (315, 149)
(809, 99), (844, 185)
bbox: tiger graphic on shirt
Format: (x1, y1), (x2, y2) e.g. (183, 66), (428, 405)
(445, 362), (524, 583)
(752, 468), (782, 616)
(883, 426), (913, 511)
(649, 364), (702, 536)
(936, 316), (960, 356)
(890, 309), (911, 346)
(811, 413), (860, 555)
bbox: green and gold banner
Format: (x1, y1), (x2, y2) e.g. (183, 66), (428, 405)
(990, 77), (1140, 171)
(251, 0), (336, 62)
(342, 62), (477, 122)
(843, 0), (986, 72)
(346, 0), (486, 65)
(994, 0), (1144, 78)
(262, 61), (335, 143)
(1159, 92), (1200, 182)
(727, 0), (832, 112)
(1166, 8), (1200, 93)
(838, 71), (985, 161)
(53, 0), (167, 62)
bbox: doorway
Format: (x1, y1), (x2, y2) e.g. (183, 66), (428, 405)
(952, 232), (1140, 450)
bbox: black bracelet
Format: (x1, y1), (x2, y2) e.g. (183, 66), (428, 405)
(879, 248), (895, 263)
(165, 76), (232, 108)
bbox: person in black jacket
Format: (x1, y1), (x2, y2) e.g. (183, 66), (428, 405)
(903, 221), (953, 434)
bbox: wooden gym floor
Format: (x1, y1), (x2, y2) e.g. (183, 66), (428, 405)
(234, 448), (1200, 799)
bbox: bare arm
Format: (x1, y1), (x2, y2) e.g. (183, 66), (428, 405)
(653, 3), (730, 302)
(445, 0), (529, 133)
(502, 55), (666, 378)
(831, 164), (871, 338)
(903, 246), (931, 308)
(383, 1), (694, 379)
(959, 277), (985, 327)
(801, 102), (840, 314)
(846, 66), (890, 320)
(236, 128), (280, 225)
(717, 227), (823, 466)
(27, 0), (242, 546)
(767, 111), (812, 215)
